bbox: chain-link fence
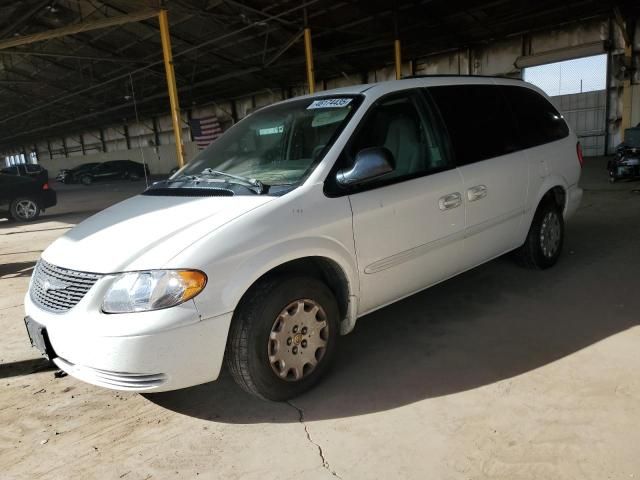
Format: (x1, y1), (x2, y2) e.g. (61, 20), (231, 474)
(524, 54), (608, 156)
(524, 54), (607, 96)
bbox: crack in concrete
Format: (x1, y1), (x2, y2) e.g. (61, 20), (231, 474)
(0, 304), (24, 311)
(287, 401), (342, 479)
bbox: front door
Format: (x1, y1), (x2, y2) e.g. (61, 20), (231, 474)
(338, 90), (466, 314)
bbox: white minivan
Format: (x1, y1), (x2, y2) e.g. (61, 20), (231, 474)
(25, 76), (582, 400)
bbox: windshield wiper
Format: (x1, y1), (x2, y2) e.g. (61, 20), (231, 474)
(167, 170), (266, 194)
(200, 168), (266, 194)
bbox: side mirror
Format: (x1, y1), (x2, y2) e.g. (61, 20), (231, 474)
(336, 147), (395, 186)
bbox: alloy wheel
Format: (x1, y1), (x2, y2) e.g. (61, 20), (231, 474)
(15, 200), (38, 220)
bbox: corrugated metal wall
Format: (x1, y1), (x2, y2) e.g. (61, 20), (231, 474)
(554, 90), (607, 155)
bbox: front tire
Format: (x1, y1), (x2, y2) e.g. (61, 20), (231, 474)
(226, 276), (339, 401)
(516, 200), (564, 269)
(81, 175), (93, 186)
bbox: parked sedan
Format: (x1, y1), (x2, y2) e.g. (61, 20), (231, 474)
(76, 160), (150, 185)
(56, 162), (100, 184)
(0, 173), (56, 221)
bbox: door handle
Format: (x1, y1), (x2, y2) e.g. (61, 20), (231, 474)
(439, 192), (462, 211)
(467, 185), (487, 202)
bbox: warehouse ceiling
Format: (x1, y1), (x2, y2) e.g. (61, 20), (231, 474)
(0, 0), (638, 150)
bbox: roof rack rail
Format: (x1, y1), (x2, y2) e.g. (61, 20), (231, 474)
(401, 74), (523, 81)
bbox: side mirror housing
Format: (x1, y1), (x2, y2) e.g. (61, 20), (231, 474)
(336, 147), (394, 186)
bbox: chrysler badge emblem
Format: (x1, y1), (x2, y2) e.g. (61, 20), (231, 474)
(42, 278), (70, 293)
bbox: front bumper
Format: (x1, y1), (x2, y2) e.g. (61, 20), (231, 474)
(24, 291), (233, 393)
(53, 357), (168, 390)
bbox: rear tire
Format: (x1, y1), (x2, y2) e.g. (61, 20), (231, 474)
(9, 197), (40, 222)
(516, 200), (564, 269)
(226, 276), (339, 401)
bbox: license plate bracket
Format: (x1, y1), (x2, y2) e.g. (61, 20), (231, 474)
(24, 316), (55, 360)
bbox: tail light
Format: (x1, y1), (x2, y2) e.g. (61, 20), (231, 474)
(42, 182), (50, 191)
(576, 142), (584, 168)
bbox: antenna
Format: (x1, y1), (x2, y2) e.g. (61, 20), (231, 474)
(128, 73), (150, 189)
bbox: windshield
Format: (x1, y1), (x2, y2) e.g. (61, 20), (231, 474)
(179, 95), (361, 189)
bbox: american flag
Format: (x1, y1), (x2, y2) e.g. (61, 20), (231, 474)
(189, 115), (223, 149)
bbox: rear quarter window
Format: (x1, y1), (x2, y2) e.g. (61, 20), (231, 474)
(501, 85), (569, 148)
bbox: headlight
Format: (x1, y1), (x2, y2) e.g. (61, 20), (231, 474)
(102, 270), (207, 314)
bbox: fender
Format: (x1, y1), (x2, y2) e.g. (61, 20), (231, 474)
(223, 236), (358, 310)
(192, 236), (360, 333)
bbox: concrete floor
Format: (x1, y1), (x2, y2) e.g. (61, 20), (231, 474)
(1, 163), (640, 479)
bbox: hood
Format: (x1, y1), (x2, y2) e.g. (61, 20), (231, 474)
(42, 194), (274, 273)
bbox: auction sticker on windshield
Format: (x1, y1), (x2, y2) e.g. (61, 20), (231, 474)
(307, 98), (352, 109)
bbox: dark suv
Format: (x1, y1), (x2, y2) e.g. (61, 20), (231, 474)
(0, 173), (57, 221)
(75, 160), (150, 185)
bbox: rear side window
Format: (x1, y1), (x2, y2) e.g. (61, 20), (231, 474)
(428, 85), (519, 166)
(501, 86), (569, 148)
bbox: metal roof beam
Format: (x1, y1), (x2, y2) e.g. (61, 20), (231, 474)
(0, 0), (51, 39)
(0, 0), (323, 128)
(35, 1), (320, 99)
(98, 1), (225, 63)
(222, 0), (299, 28)
(0, 49), (150, 64)
(0, 8), (160, 51)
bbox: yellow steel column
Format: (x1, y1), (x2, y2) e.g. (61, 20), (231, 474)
(304, 27), (315, 94)
(302, 8), (316, 94)
(393, 11), (402, 80)
(158, 9), (185, 168)
(394, 39), (402, 80)
(621, 44), (633, 137)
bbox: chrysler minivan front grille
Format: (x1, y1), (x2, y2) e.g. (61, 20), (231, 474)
(30, 260), (101, 313)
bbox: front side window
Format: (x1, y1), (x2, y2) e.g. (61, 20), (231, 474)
(428, 85), (520, 166)
(179, 96), (361, 193)
(340, 91), (449, 184)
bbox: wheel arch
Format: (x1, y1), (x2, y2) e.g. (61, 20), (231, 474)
(519, 179), (568, 245)
(531, 177), (568, 217)
(234, 255), (357, 336)
(540, 185), (566, 213)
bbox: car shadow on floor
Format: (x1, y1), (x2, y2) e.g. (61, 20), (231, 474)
(0, 209), (100, 230)
(147, 200), (640, 423)
(0, 358), (55, 379)
(0, 261), (36, 279)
